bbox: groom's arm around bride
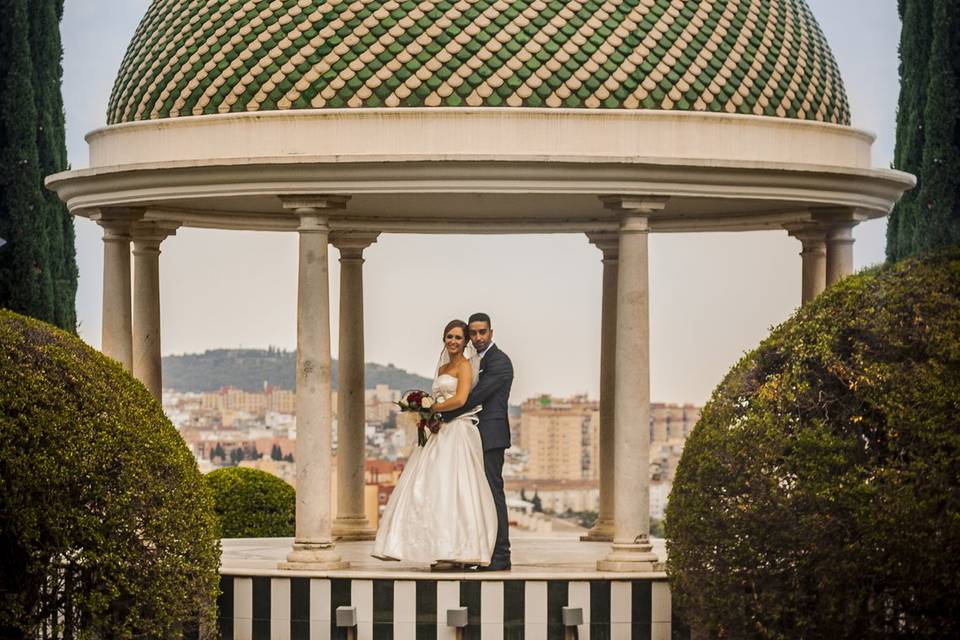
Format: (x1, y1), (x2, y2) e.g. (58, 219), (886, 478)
(440, 342), (514, 451)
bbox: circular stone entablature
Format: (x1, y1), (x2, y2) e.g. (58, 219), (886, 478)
(47, 0), (914, 232)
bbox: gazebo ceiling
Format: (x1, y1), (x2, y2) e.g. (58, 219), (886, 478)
(108, 0), (850, 124)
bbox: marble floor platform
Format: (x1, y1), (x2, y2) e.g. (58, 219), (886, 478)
(221, 530), (668, 579)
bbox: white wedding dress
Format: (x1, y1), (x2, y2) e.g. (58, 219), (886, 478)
(372, 373), (498, 565)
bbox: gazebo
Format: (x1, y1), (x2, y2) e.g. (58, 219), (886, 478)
(49, 0), (912, 589)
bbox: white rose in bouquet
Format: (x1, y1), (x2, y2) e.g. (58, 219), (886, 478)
(421, 396), (435, 409)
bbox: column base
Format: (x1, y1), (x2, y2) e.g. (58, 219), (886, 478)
(279, 541), (349, 571)
(580, 518), (614, 542)
(332, 516), (377, 541)
(596, 541), (662, 573)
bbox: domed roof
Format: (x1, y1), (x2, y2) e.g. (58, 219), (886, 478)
(107, 0), (850, 125)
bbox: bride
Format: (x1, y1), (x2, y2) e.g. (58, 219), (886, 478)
(372, 319), (498, 567)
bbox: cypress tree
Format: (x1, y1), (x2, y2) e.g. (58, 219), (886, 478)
(0, 0), (55, 321)
(887, 0), (932, 261)
(914, 0), (960, 253)
(29, 0), (77, 332)
(888, 0), (960, 260)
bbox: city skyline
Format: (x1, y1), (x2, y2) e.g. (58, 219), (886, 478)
(164, 384), (699, 524)
(60, 0), (901, 405)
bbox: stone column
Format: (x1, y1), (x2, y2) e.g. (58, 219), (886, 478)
(813, 209), (865, 286)
(131, 222), (178, 401)
(94, 214), (135, 371)
(825, 225), (855, 286)
(582, 232), (618, 542)
(786, 223), (827, 305)
(598, 196), (666, 572)
(281, 196), (350, 571)
(331, 232), (379, 541)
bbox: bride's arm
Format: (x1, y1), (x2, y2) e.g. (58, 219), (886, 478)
(431, 361), (473, 412)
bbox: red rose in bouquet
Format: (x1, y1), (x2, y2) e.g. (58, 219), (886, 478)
(396, 389), (441, 446)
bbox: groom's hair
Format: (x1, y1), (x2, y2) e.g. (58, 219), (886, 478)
(468, 312), (492, 327)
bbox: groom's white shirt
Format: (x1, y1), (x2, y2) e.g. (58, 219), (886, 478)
(478, 342), (495, 363)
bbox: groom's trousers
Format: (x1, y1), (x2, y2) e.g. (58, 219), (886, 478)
(483, 447), (511, 563)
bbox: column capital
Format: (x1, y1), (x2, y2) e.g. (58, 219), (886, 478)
(599, 195), (669, 214)
(811, 207), (866, 243)
(825, 225), (855, 244)
(100, 225), (132, 243)
(815, 209), (862, 286)
(784, 221), (827, 248)
(586, 232), (619, 259)
(90, 207), (143, 238)
(619, 214), (651, 233)
(280, 195), (350, 214)
(810, 206), (868, 227)
(131, 221), (180, 255)
(330, 232), (379, 258)
(282, 197), (347, 232)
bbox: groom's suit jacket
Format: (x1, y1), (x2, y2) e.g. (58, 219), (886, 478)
(443, 344), (514, 451)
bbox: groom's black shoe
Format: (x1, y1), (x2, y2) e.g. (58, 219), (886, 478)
(476, 559), (511, 572)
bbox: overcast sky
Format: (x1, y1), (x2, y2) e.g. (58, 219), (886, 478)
(60, 0), (902, 405)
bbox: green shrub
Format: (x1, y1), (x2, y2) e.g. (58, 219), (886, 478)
(205, 467), (295, 538)
(0, 309), (220, 638)
(666, 249), (960, 639)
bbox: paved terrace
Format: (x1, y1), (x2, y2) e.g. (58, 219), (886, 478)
(221, 530), (668, 579)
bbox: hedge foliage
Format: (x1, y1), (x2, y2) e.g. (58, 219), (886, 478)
(205, 467), (295, 538)
(0, 309), (220, 638)
(666, 249), (960, 639)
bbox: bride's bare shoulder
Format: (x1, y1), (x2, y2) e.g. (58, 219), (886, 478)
(438, 362), (460, 377)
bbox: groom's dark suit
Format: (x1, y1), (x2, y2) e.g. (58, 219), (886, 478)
(443, 343), (514, 565)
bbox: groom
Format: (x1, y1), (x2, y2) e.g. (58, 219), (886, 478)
(442, 312), (514, 571)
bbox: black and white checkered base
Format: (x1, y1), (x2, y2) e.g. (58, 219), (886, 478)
(217, 575), (690, 639)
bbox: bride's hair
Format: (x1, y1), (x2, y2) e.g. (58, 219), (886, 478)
(443, 319), (468, 341)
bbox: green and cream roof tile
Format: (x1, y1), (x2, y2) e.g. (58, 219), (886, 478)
(107, 0), (850, 125)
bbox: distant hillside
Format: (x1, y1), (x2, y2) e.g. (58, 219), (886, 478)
(162, 348), (432, 392)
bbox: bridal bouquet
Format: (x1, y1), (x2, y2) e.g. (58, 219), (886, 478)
(396, 390), (441, 447)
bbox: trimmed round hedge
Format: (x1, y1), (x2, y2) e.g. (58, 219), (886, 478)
(0, 309), (220, 638)
(205, 467), (295, 538)
(666, 249), (960, 639)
